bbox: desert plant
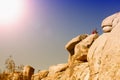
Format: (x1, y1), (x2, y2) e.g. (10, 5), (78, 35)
(5, 55), (15, 73)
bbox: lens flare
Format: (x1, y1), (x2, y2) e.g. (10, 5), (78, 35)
(0, 0), (28, 27)
(0, 0), (32, 41)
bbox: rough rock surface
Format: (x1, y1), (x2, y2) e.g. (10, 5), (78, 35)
(48, 63), (68, 76)
(32, 70), (49, 80)
(88, 12), (120, 80)
(73, 34), (98, 62)
(65, 34), (88, 55)
(101, 12), (119, 33)
(65, 34), (88, 64)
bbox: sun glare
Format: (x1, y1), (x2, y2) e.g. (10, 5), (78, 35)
(0, 0), (26, 26)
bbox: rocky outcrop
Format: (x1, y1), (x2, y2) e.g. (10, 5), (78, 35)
(2, 12), (120, 80)
(40, 12), (120, 80)
(88, 12), (120, 80)
(65, 34), (88, 64)
(65, 34), (88, 55)
(40, 33), (98, 80)
(73, 34), (98, 62)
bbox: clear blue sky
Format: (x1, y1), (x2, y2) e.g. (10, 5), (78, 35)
(0, 0), (120, 72)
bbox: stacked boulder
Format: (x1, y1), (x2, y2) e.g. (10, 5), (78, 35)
(64, 33), (98, 80)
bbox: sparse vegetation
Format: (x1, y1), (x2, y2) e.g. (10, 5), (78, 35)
(5, 55), (15, 73)
(0, 55), (25, 80)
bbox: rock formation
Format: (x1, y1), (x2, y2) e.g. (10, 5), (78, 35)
(39, 12), (120, 80)
(38, 32), (98, 80)
(1, 12), (120, 80)
(65, 34), (88, 64)
(88, 12), (120, 80)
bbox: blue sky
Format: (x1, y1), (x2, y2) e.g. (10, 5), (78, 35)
(0, 0), (120, 72)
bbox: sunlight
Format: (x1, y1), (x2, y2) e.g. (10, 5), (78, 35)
(0, 0), (26, 26)
(0, 0), (32, 40)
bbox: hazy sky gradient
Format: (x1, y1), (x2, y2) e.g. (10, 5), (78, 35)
(0, 0), (120, 72)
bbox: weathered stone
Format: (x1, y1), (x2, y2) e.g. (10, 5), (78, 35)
(70, 62), (90, 80)
(98, 12), (120, 80)
(23, 65), (34, 80)
(73, 33), (98, 63)
(65, 34), (88, 55)
(65, 34), (88, 63)
(48, 63), (68, 76)
(56, 62), (90, 80)
(65, 34), (88, 64)
(88, 12), (120, 80)
(32, 70), (49, 80)
(101, 12), (120, 32)
(102, 26), (112, 32)
(87, 33), (108, 80)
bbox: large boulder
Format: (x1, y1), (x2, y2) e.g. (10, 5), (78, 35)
(73, 33), (98, 63)
(65, 34), (88, 55)
(88, 12), (120, 80)
(87, 33), (108, 80)
(65, 34), (88, 63)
